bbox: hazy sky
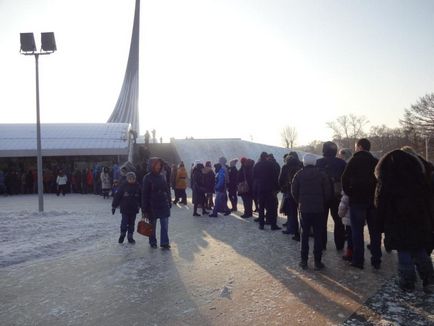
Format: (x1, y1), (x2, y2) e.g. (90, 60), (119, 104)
(1, 0), (434, 146)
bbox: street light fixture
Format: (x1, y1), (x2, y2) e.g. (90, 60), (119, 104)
(20, 32), (57, 212)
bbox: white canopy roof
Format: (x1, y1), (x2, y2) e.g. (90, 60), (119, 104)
(0, 123), (130, 158)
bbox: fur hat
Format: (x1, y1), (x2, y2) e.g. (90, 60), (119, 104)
(303, 153), (317, 167)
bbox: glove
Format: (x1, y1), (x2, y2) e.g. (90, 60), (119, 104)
(112, 208), (116, 215)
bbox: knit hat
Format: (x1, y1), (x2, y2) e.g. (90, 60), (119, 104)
(126, 171), (136, 179)
(303, 154), (317, 167)
(218, 156), (227, 165)
(229, 159), (238, 167)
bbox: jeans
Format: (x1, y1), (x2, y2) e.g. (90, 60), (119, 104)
(300, 212), (323, 262)
(322, 198), (345, 250)
(350, 204), (382, 266)
(398, 249), (434, 285)
(120, 213), (137, 238)
(149, 217), (169, 246)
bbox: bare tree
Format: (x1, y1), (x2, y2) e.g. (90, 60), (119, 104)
(281, 126), (298, 148)
(400, 93), (434, 137)
(326, 114), (369, 148)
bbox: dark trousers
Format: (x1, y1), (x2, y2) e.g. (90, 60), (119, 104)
(300, 212), (323, 262)
(120, 213), (137, 238)
(285, 194), (299, 235)
(241, 194), (253, 216)
(322, 198), (345, 250)
(174, 189), (187, 204)
(228, 190), (238, 210)
(265, 193), (279, 225)
(57, 184), (66, 196)
(398, 249), (434, 285)
(350, 204), (382, 266)
(258, 191), (274, 226)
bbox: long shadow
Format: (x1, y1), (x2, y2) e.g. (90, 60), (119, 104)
(199, 209), (396, 324)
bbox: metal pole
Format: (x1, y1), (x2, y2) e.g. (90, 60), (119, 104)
(35, 54), (44, 212)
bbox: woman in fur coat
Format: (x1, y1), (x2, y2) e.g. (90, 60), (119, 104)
(375, 148), (434, 293)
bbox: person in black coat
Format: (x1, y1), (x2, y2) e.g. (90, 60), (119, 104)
(142, 157), (172, 249)
(280, 152), (303, 240)
(228, 159), (239, 211)
(203, 161), (215, 210)
(375, 148), (434, 293)
(341, 138), (382, 270)
(316, 141), (347, 250)
(253, 152), (280, 230)
(237, 157), (254, 218)
(192, 162), (208, 216)
(292, 153), (332, 270)
(112, 172), (142, 244)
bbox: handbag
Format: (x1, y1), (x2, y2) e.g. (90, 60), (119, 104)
(237, 169), (249, 195)
(137, 217), (154, 237)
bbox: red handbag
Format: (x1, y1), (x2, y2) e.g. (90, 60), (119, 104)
(137, 218), (153, 237)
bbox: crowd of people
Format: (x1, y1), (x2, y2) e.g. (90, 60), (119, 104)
(111, 138), (434, 295)
(2, 137), (433, 294)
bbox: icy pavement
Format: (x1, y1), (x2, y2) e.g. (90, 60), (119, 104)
(0, 194), (433, 325)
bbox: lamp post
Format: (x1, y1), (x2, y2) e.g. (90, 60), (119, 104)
(20, 32), (57, 212)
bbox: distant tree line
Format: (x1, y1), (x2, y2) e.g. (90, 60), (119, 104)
(290, 92), (434, 160)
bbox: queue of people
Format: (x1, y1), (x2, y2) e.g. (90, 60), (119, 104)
(120, 139), (434, 294)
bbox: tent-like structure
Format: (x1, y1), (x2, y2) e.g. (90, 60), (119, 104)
(0, 123), (130, 158)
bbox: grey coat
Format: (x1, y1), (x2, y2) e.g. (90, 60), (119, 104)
(291, 166), (332, 214)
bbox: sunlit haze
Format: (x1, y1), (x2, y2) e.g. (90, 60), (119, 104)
(1, 0), (434, 146)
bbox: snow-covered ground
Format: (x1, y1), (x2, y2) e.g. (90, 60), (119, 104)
(0, 194), (432, 325)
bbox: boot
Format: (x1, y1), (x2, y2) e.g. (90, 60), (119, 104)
(314, 260), (325, 270)
(118, 234), (125, 244)
(342, 248), (353, 261)
(127, 236), (136, 244)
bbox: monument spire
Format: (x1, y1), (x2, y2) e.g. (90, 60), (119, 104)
(107, 0), (140, 134)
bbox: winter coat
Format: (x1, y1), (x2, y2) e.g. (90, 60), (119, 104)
(215, 167), (226, 192)
(192, 165), (206, 204)
(341, 150), (378, 206)
(237, 162), (254, 196)
(142, 158), (171, 219)
(279, 158), (303, 194)
(228, 165), (238, 193)
(175, 167), (188, 190)
(112, 181), (141, 215)
(203, 167), (215, 193)
(316, 156), (346, 199)
(100, 172), (111, 190)
(291, 166), (331, 214)
(338, 192), (351, 226)
(253, 159), (277, 195)
(375, 150), (433, 251)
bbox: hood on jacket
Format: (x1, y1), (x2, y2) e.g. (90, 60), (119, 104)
(229, 159), (238, 167)
(147, 157), (163, 174)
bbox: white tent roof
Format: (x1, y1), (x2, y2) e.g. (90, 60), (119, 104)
(0, 123), (130, 157)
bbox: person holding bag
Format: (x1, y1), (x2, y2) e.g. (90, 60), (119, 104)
(142, 157), (172, 249)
